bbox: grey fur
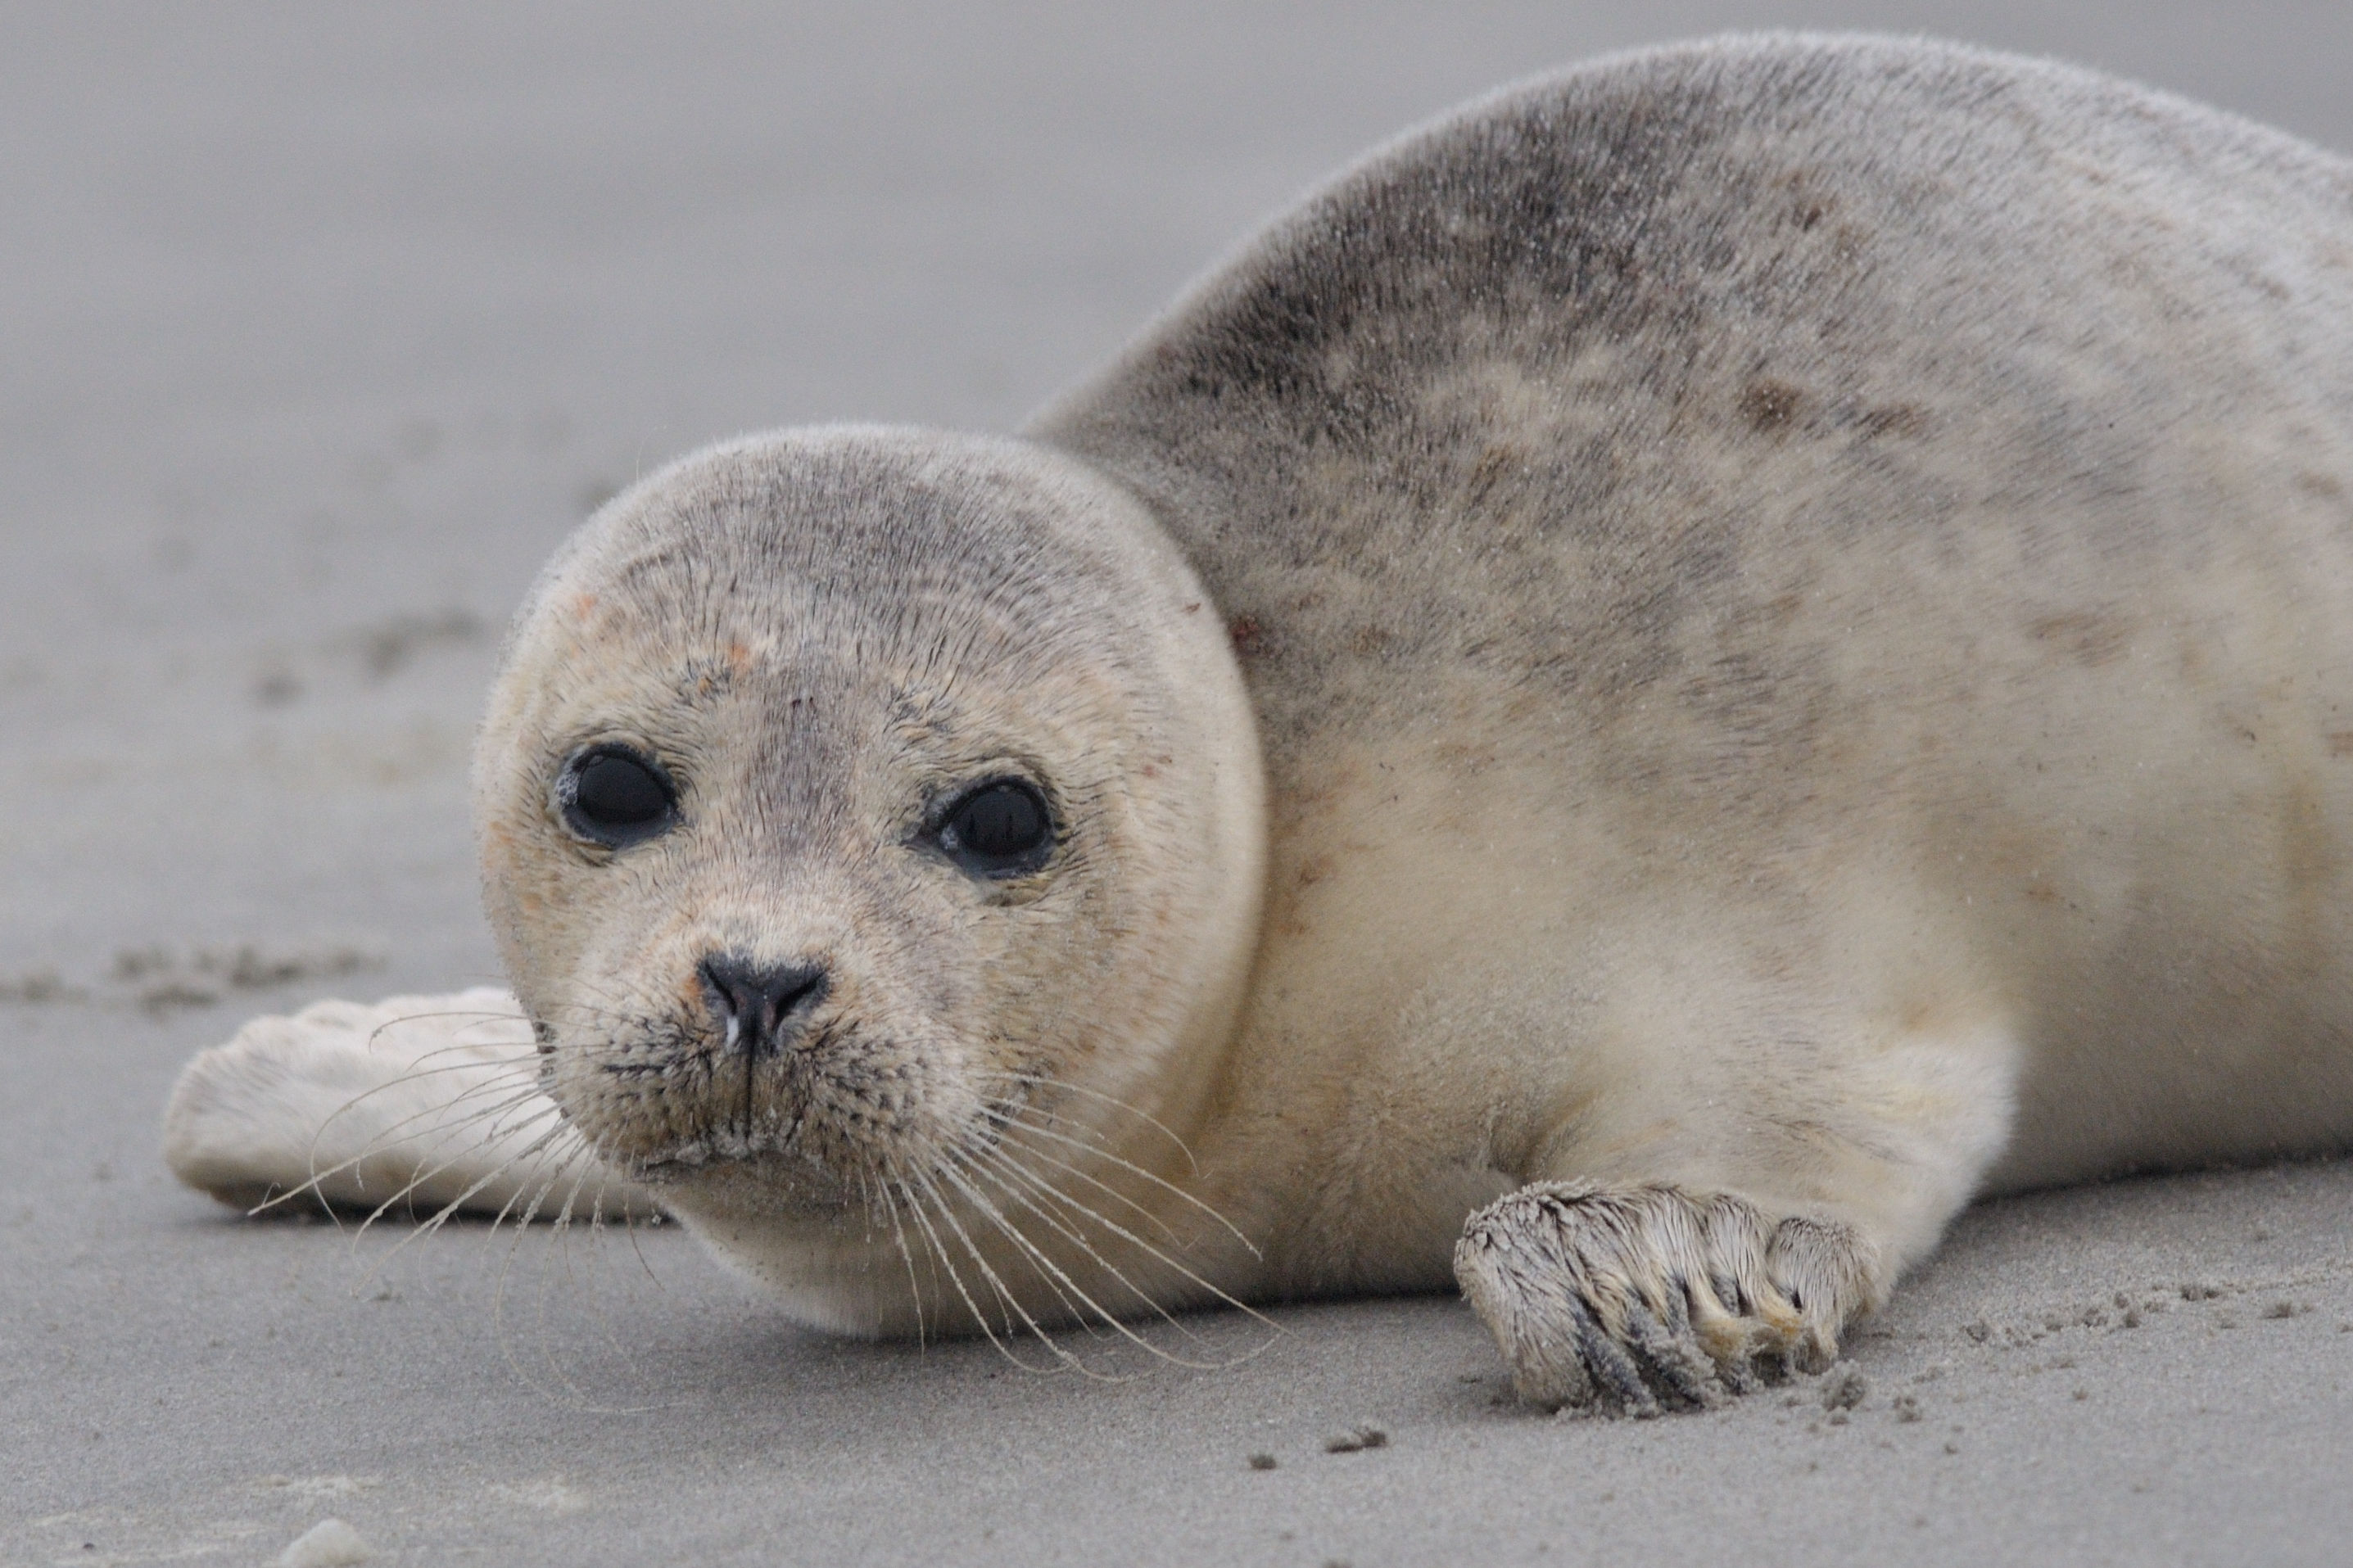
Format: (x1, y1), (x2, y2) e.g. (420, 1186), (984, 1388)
(1040, 33), (2353, 780)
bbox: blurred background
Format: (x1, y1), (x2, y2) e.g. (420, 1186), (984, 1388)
(4, 6), (2349, 1564)
(6, 2), (2351, 987)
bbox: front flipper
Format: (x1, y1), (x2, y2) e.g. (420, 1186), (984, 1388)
(162, 987), (656, 1222)
(1454, 1181), (1880, 1416)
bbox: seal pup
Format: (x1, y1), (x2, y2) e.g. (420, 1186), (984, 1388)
(165, 34), (2353, 1414)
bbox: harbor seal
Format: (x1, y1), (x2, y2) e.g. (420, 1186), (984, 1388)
(165, 34), (2353, 1414)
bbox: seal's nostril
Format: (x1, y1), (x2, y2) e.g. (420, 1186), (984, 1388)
(697, 952), (829, 1055)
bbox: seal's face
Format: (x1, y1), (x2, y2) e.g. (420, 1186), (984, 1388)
(472, 431), (1264, 1285)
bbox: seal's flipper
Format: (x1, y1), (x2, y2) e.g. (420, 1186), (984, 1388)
(1450, 974), (2020, 1412)
(1455, 1182), (1880, 1414)
(161, 987), (656, 1222)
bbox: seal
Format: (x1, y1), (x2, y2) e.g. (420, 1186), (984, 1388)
(164, 33), (2353, 1413)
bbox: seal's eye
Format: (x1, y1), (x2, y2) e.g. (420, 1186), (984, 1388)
(559, 746), (677, 849)
(934, 779), (1054, 879)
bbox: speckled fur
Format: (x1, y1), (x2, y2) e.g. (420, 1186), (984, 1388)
(168, 35), (2353, 1408)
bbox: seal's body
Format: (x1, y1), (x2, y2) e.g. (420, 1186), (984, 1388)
(167, 35), (2353, 1412)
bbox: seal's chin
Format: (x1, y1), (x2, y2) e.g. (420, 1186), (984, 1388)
(630, 1141), (862, 1217)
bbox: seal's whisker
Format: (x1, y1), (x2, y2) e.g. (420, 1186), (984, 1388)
(529, 987), (627, 1014)
(934, 1151), (1124, 1343)
(519, 1151), (619, 1403)
(984, 1144), (1283, 1339)
(289, 1055), (544, 1171)
(969, 1070), (1204, 1176)
(887, 1170), (950, 1346)
(911, 1165), (1030, 1347)
(344, 1124), (583, 1298)
(970, 1112), (1191, 1248)
(911, 1166), (1079, 1374)
(359, 1011), (532, 1055)
(579, 1181), (667, 1327)
(482, 1149), (654, 1411)
(272, 1079), (555, 1231)
(333, 1067), (545, 1149)
(365, 1118), (575, 1263)
(982, 1109), (1260, 1257)
(932, 1158), (1112, 1348)
(267, 1067), (546, 1219)
(530, 994), (643, 1030)
(348, 1038), (525, 1074)
(948, 1140), (1185, 1325)
(957, 1146), (1219, 1353)
(351, 1112), (577, 1275)
(875, 1175), (926, 1353)
(547, 1177), (641, 1370)
(622, 1207), (667, 1286)
(475, 1141), (591, 1249)
(944, 1145), (1233, 1367)
(332, 1086), (564, 1229)
(895, 1170), (1058, 1373)
(566, 1181), (668, 1390)
(867, 1167), (928, 1346)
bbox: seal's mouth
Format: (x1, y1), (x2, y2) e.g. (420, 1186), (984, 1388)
(593, 1064), (818, 1183)
(608, 1072), (1018, 1189)
(624, 1125), (801, 1181)
(539, 977), (1016, 1224)
(554, 1007), (933, 1199)
(625, 1136), (862, 1210)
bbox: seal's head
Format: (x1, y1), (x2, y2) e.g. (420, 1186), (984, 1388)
(473, 427), (1264, 1331)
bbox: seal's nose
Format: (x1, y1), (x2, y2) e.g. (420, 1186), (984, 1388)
(698, 953), (829, 1057)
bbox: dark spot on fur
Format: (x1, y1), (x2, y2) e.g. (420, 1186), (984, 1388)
(680, 655), (739, 705)
(1858, 404), (1930, 439)
(1037, 40), (2230, 798)
(1465, 442), (1531, 508)
(1778, 168), (1835, 232)
(2029, 611), (2129, 668)
(1739, 378), (1805, 435)
(2328, 732), (2353, 758)
(2296, 472), (2345, 499)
